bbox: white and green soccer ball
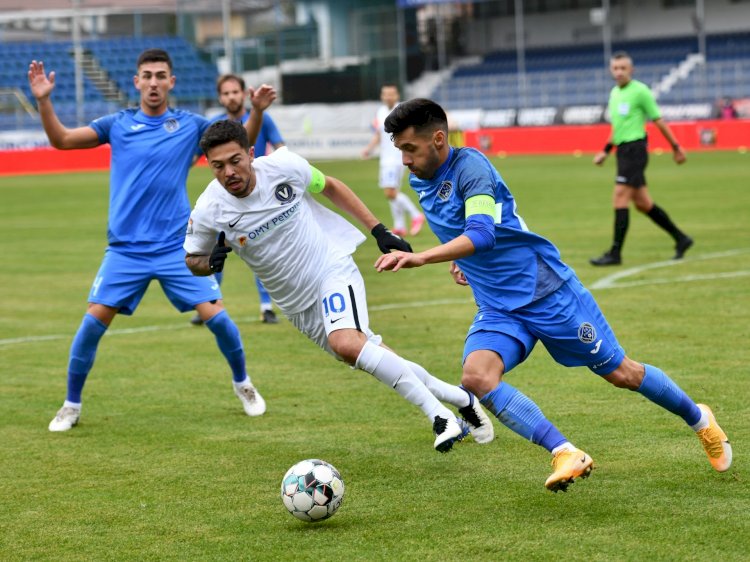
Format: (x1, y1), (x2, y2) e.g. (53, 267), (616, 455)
(280, 459), (345, 522)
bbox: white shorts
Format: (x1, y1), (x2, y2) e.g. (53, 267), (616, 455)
(378, 163), (405, 189)
(288, 256), (382, 359)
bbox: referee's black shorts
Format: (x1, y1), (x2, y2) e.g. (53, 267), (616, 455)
(615, 138), (648, 188)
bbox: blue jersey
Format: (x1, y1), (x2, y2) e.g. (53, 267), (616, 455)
(209, 111), (283, 156)
(90, 108), (209, 254)
(410, 147), (574, 311)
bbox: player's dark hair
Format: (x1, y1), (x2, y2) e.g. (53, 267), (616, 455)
(611, 50), (631, 61)
(383, 98), (448, 137)
(136, 48), (173, 71)
(200, 119), (249, 156)
(217, 73), (246, 94)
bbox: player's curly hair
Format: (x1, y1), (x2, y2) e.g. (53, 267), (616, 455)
(199, 119), (249, 156)
(384, 98), (448, 137)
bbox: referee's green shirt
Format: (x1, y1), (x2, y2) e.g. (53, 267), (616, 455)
(608, 79), (661, 145)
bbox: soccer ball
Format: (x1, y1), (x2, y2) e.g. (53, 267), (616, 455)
(280, 459), (345, 522)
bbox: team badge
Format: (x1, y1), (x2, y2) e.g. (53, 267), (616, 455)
(163, 118), (180, 133)
(186, 218), (193, 234)
(274, 183), (296, 203)
(437, 180), (453, 201)
(578, 322), (596, 344)
(238, 236), (248, 247)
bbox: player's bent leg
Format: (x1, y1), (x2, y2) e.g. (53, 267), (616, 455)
(350, 337), (462, 452)
(602, 357), (730, 471)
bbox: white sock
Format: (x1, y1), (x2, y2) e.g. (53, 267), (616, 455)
(396, 192), (420, 218)
(63, 400), (81, 410)
(355, 341), (452, 421)
(690, 410), (709, 432)
(388, 199), (405, 231)
(551, 442), (576, 455)
(405, 360), (470, 408)
(233, 377), (251, 389)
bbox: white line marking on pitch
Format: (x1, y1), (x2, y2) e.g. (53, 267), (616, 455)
(3, 249), (748, 348)
(590, 248), (750, 290)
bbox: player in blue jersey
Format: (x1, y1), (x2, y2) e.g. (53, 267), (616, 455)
(375, 98), (732, 491)
(28, 49), (273, 432)
(190, 73), (284, 326)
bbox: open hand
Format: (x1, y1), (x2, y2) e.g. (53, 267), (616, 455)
(28, 60), (55, 100)
(374, 251), (425, 272)
(249, 84), (277, 112)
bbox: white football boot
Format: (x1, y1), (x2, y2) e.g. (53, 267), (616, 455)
(234, 383), (267, 416)
(458, 392), (495, 444)
(48, 406), (81, 432)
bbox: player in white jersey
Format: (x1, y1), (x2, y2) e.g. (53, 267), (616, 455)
(361, 84), (424, 237)
(184, 119), (494, 452)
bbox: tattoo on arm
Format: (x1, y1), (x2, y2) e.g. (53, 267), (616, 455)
(186, 254), (212, 276)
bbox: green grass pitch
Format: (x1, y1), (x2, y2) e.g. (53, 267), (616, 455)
(1, 150), (748, 560)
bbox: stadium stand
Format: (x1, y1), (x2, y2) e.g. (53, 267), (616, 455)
(0, 36), (216, 129)
(432, 32), (750, 110)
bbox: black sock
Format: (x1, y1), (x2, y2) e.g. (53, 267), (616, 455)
(647, 204), (684, 241)
(611, 208), (629, 255)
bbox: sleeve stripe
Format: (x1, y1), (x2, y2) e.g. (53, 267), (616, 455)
(308, 166), (326, 193)
(465, 194), (496, 220)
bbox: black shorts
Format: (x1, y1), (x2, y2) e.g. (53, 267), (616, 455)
(615, 138), (648, 188)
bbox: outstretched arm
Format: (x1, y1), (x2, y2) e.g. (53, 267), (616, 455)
(245, 84), (277, 148)
(375, 235), (475, 272)
(28, 60), (99, 149)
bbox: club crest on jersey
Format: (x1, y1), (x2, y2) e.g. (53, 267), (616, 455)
(163, 118), (180, 133)
(186, 218), (193, 234)
(578, 322), (596, 344)
(437, 181), (453, 201)
(274, 183), (296, 204)
(238, 236), (248, 247)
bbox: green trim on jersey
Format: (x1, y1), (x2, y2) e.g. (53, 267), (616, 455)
(608, 79), (661, 145)
(465, 194), (497, 219)
(308, 166), (326, 193)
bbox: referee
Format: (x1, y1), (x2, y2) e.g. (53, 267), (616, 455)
(590, 51), (693, 266)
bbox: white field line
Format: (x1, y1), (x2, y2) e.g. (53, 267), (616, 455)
(589, 248), (750, 289)
(3, 249), (748, 347)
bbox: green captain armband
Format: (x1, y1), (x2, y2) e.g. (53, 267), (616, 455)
(308, 166), (326, 193)
(465, 194), (497, 220)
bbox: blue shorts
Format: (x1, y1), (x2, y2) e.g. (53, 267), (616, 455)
(88, 246), (222, 316)
(463, 277), (625, 375)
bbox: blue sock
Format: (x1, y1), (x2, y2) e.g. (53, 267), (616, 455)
(480, 382), (568, 452)
(66, 313), (108, 403)
(637, 364), (701, 426)
(205, 310), (247, 383)
(255, 275), (272, 309)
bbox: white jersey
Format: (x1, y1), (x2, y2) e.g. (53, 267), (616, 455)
(375, 104), (403, 167)
(184, 147), (366, 315)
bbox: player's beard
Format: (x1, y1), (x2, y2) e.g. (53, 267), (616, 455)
(226, 100), (244, 115)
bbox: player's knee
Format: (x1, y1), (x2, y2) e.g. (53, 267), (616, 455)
(460, 368), (497, 398)
(328, 330), (365, 365)
(602, 357), (644, 390)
